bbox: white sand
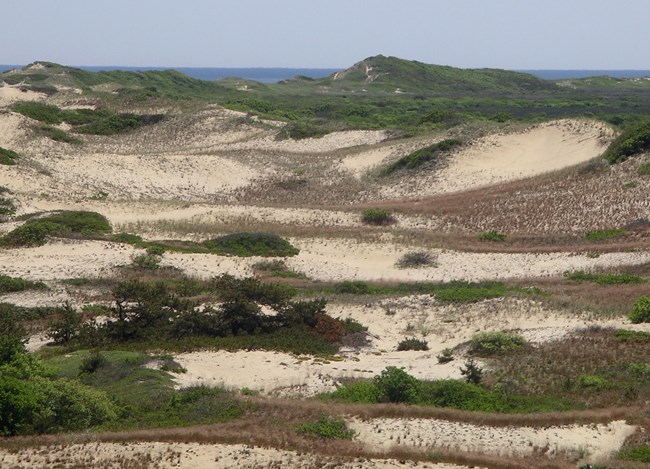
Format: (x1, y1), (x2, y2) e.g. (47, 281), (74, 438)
(351, 418), (636, 463)
(0, 442), (467, 468)
(0, 84), (46, 106)
(381, 120), (613, 198)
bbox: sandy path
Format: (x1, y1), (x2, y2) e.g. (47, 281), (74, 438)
(0, 442), (466, 468)
(351, 418), (635, 463)
(381, 119), (612, 198)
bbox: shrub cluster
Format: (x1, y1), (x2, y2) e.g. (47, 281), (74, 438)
(479, 230), (507, 242)
(395, 251), (437, 268)
(396, 338), (429, 351)
(202, 232), (299, 257)
(603, 120), (650, 164)
(469, 331), (526, 356)
(0, 210), (111, 247)
(629, 296), (650, 324)
(296, 415), (355, 439)
(0, 147), (19, 165)
(360, 208), (395, 226)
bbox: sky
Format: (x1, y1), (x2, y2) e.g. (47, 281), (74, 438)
(3, 0), (649, 69)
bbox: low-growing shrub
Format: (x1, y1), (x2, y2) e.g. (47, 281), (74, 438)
(202, 232), (299, 257)
(296, 415), (355, 439)
(0, 147), (19, 165)
(603, 119), (650, 164)
(585, 228), (625, 240)
(13, 102), (63, 124)
(334, 280), (372, 295)
(436, 348), (454, 363)
(629, 296), (650, 324)
(564, 270), (645, 285)
(434, 281), (507, 303)
(469, 331), (525, 356)
(0, 275), (46, 294)
(0, 210), (111, 247)
(39, 125), (83, 144)
(479, 230), (507, 242)
(131, 253), (162, 270)
(395, 251), (437, 268)
(578, 374), (608, 390)
(0, 187), (15, 218)
(618, 444), (650, 463)
(397, 338), (429, 351)
(361, 208), (395, 225)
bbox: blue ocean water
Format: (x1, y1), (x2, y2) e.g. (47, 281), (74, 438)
(1, 65), (649, 82)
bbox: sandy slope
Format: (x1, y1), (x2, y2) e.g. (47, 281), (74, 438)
(351, 418), (635, 463)
(381, 120), (613, 198)
(0, 85), (45, 106)
(0, 442), (467, 468)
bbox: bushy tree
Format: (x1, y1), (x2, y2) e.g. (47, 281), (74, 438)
(373, 366), (420, 403)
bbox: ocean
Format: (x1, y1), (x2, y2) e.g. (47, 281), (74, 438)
(1, 65), (649, 82)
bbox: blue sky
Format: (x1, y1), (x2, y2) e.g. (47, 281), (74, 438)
(4, 0), (649, 69)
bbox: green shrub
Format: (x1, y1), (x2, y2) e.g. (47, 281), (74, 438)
(585, 228), (625, 240)
(323, 380), (380, 403)
(48, 304), (82, 344)
(76, 113), (156, 135)
(38, 125), (83, 144)
(0, 210), (111, 247)
(251, 259), (305, 278)
(436, 348), (454, 363)
(131, 253), (162, 270)
(146, 244), (166, 256)
(361, 208), (395, 225)
(0, 147), (19, 165)
(469, 331), (525, 356)
(564, 270), (645, 285)
(334, 280), (372, 295)
(381, 139), (463, 175)
(0, 187), (16, 217)
(434, 281), (507, 303)
(341, 317), (368, 334)
(13, 102), (63, 124)
(203, 232), (299, 257)
(373, 366), (420, 404)
(479, 230), (507, 242)
(397, 338), (429, 351)
(296, 415), (355, 439)
(459, 359), (484, 384)
(616, 329), (650, 342)
(112, 232), (144, 244)
(603, 120), (650, 164)
(0, 275), (46, 294)
(396, 251), (437, 268)
(629, 296), (650, 323)
(79, 351), (107, 374)
(578, 374), (608, 390)
(618, 444), (650, 462)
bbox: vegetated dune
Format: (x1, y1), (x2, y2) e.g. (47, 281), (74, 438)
(381, 119), (613, 199)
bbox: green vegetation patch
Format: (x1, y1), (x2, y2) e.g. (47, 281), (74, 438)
(479, 230), (507, 242)
(469, 331), (526, 356)
(434, 281), (508, 303)
(360, 208), (395, 225)
(397, 338), (429, 351)
(38, 125), (83, 144)
(0, 147), (19, 166)
(618, 444), (650, 463)
(585, 228), (626, 240)
(381, 139), (463, 176)
(76, 113), (164, 135)
(564, 270), (645, 285)
(296, 415), (355, 439)
(637, 162), (650, 175)
(0, 210), (111, 247)
(202, 232), (299, 257)
(322, 367), (570, 412)
(13, 102), (63, 124)
(629, 295), (650, 324)
(0, 275), (47, 294)
(604, 120), (650, 164)
(0, 186), (16, 217)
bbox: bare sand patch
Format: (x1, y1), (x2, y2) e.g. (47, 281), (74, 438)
(0, 239), (135, 281)
(226, 129), (388, 153)
(350, 417), (635, 463)
(0, 84), (46, 106)
(381, 119), (613, 198)
(0, 442), (465, 469)
(0, 112), (29, 147)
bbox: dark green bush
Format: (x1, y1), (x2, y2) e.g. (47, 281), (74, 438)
(469, 331), (526, 356)
(397, 338), (429, 351)
(373, 366), (420, 403)
(334, 280), (373, 295)
(603, 120), (650, 164)
(13, 102), (63, 124)
(296, 415), (355, 439)
(361, 208), (395, 225)
(381, 139), (463, 176)
(203, 232), (299, 257)
(459, 359), (484, 384)
(629, 296), (650, 324)
(0, 210), (111, 247)
(76, 114), (158, 135)
(0, 147), (19, 165)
